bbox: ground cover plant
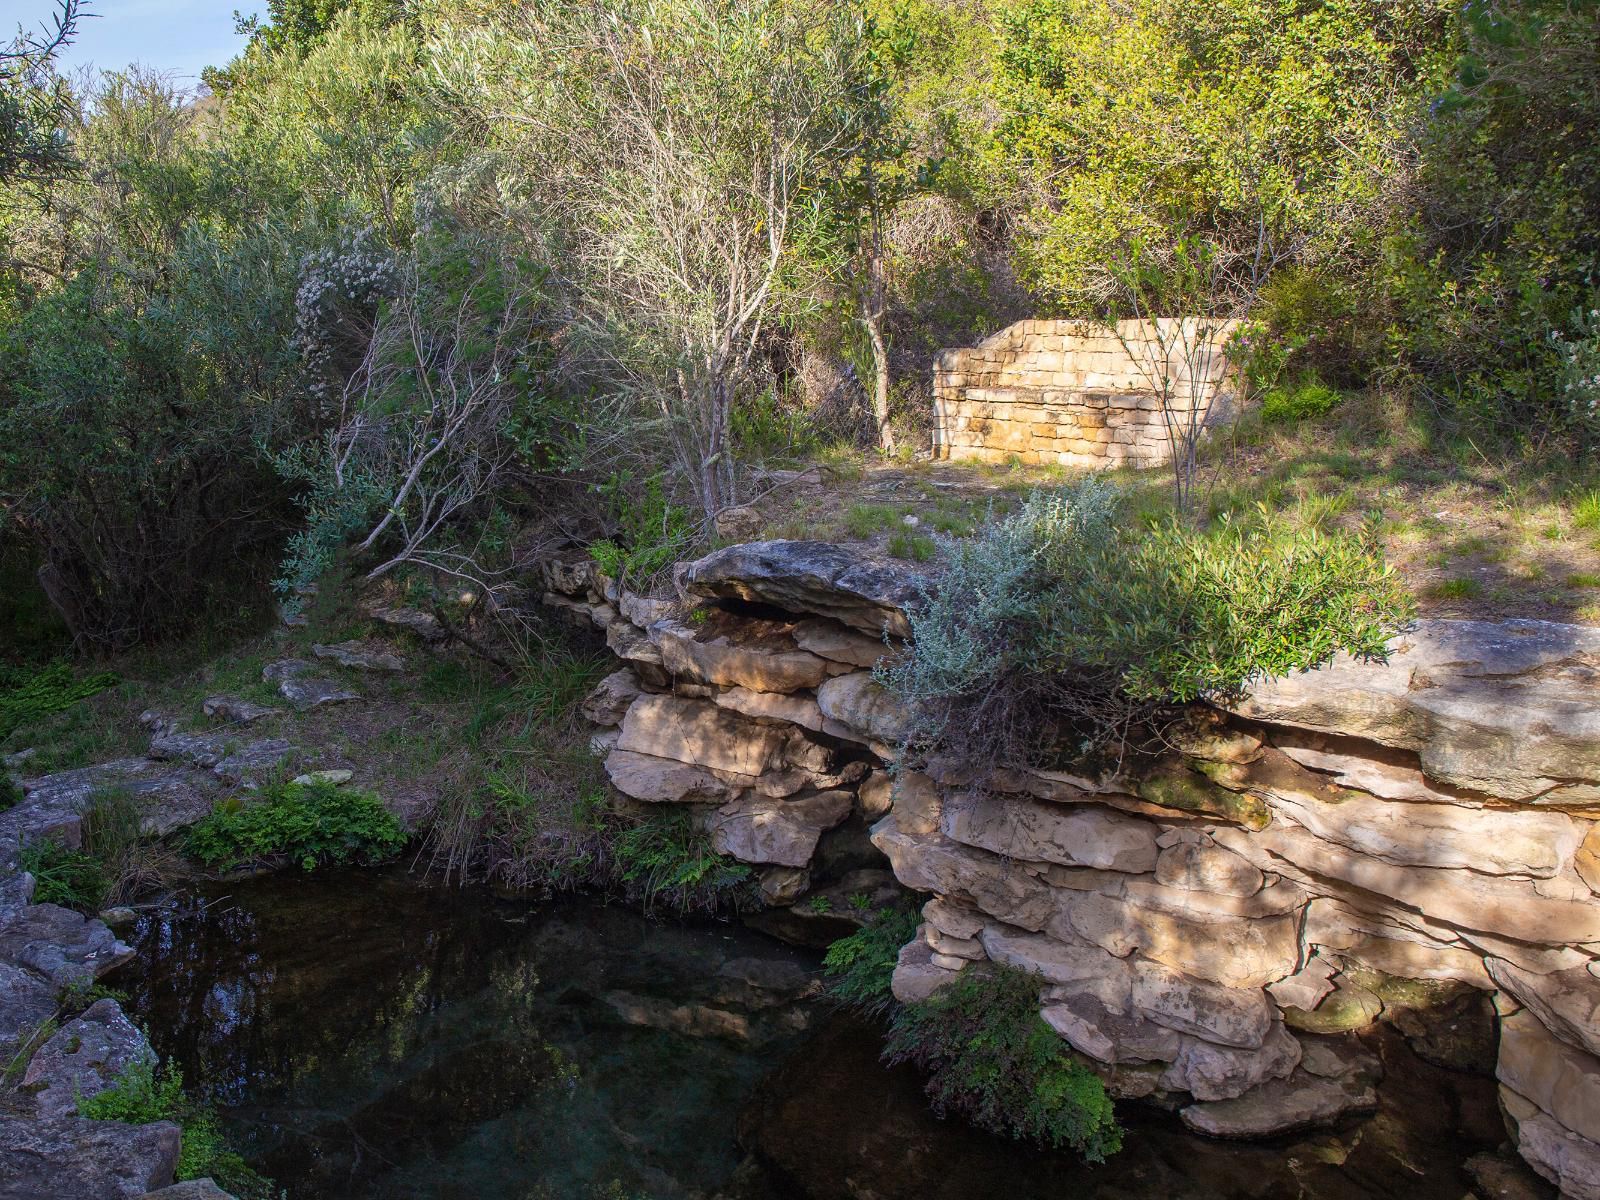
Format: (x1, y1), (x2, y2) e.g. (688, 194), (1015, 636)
(186, 779), (406, 871)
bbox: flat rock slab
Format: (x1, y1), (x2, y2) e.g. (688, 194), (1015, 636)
(0, 1114), (180, 1200)
(24, 998), (154, 1119)
(139, 1181), (239, 1199)
(706, 791), (854, 868)
(366, 604), (445, 642)
(312, 640), (406, 672)
(0, 904), (133, 989)
(262, 660), (359, 711)
(1233, 617), (1600, 801)
(147, 731), (291, 787)
(681, 541), (921, 638)
(200, 696), (281, 725)
(2, 758), (200, 851)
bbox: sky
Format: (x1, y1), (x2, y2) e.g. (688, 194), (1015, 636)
(18, 0), (265, 88)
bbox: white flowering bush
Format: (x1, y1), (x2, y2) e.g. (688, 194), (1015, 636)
(293, 227), (399, 414)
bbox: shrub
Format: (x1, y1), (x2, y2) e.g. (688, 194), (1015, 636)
(885, 965), (1122, 1161)
(880, 483), (1413, 764)
(589, 472), (698, 591)
(0, 773), (19, 811)
(186, 780), (406, 871)
(1260, 378), (1343, 425)
(611, 810), (755, 914)
(823, 906), (922, 1017)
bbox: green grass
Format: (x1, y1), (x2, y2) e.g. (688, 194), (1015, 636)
(842, 503), (903, 538)
(1568, 573), (1600, 589)
(1574, 489), (1600, 531)
(19, 790), (171, 911)
(18, 838), (107, 912)
(1430, 577), (1483, 600)
(887, 531), (936, 562)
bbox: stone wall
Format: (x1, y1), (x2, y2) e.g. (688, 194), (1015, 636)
(932, 318), (1238, 468)
(546, 543), (1600, 1199)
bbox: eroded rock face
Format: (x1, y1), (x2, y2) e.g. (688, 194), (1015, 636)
(23, 998), (154, 1119)
(941, 791), (1159, 874)
(652, 620), (836, 693)
(707, 791), (854, 868)
(580, 669), (643, 727)
(816, 671), (909, 746)
(682, 541), (921, 637)
(617, 694), (789, 777)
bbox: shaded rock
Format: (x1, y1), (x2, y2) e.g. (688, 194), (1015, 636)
(979, 925), (1130, 1005)
(1042, 992), (1181, 1066)
(857, 771), (892, 820)
(605, 620), (665, 670)
(707, 791), (854, 867)
(1266, 956), (1338, 1012)
(758, 866), (810, 906)
(1276, 732), (1487, 807)
(0, 904), (132, 989)
(603, 749), (743, 804)
(889, 932), (961, 1004)
(1496, 1010), (1600, 1144)
(98, 906), (137, 929)
(367, 604), (445, 642)
(1180, 1042), (1379, 1138)
(290, 769), (353, 788)
(139, 1180), (240, 1200)
(1160, 1022), (1301, 1101)
(653, 621), (834, 693)
(148, 730), (292, 786)
(1138, 765), (1270, 829)
(922, 897), (984, 941)
(1488, 958), (1600, 1060)
(617, 694), (789, 777)
(816, 671), (909, 745)
(310, 643), (405, 675)
(4, 759), (181, 850)
(682, 540), (920, 637)
(889, 771), (942, 835)
(580, 669), (643, 727)
(1283, 978), (1384, 1034)
(1154, 838), (1264, 897)
(263, 661), (359, 711)
(713, 686), (825, 732)
(872, 821), (1058, 931)
(1300, 895), (1494, 988)
(1131, 960), (1275, 1049)
(0, 1113), (179, 1199)
(792, 618), (893, 669)
(23, 998), (153, 1119)
(589, 728), (620, 759)
(618, 592), (676, 628)
(1501, 1085), (1600, 1200)
(0, 960), (55, 1059)
(1463, 1151), (1560, 1200)
(200, 696), (280, 724)
(1233, 618), (1600, 802)
(941, 790), (1158, 874)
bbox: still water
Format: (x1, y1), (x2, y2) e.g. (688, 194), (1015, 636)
(112, 867), (1521, 1200)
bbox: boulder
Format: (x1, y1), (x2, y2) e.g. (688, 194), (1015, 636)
(857, 771), (893, 820)
(758, 866), (811, 906)
(653, 621), (835, 693)
(1159, 1021), (1301, 1101)
(1154, 839), (1264, 897)
(0, 904), (133, 989)
(23, 998), (154, 1119)
(1130, 960), (1276, 1049)
(980, 926), (1131, 1005)
(312, 640), (406, 672)
(580, 669), (643, 727)
(707, 791), (854, 867)
(792, 618), (894, 668)
(616, 694), (789, 777)
(713, 687), (825, 732)
(0, 1114), (180, 1200)
(924, 925), (984, 961)
(940, 791), (1159, 874)
(681, 540), (921, 637)
(816, 671), (909, 745)
(1233, 618), (1600, 802)
(603, 749), (744, 804)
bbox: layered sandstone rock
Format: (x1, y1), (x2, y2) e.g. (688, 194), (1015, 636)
(545, 540), (1600, 1195)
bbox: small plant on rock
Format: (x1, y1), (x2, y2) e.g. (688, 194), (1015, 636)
(822, 906), (920, 1018)
(885, 965), (1122, 1162)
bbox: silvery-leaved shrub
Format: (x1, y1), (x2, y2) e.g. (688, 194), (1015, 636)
(880, 481), (1413, 768)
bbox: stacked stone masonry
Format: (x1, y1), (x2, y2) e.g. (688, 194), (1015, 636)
(548, 542), (1600, 1199)
(933, 317), (1238, 468)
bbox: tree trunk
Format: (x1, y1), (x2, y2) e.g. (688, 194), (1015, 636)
(863, 247), (893, 454)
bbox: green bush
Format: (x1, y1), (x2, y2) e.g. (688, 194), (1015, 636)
(823, 906), (922, 1017)
(611, 810), (755, 914)
(1260, 378), (1343, 425)
(885, 965), (1122, 1161)
(589, 472), (698, 590)
(186, 780), (406, 871)
(79, 1058), (271, 1198)
(880, 483), (1413, 764)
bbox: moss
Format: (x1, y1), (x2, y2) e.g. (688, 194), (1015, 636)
(1139, 765), (1270, 830)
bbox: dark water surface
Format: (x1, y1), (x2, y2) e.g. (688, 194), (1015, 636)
(112, 867), (1519, 1200)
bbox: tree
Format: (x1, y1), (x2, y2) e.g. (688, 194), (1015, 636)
(0, 0), (84, 183)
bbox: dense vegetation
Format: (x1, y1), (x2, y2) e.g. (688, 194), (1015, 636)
(0, 0), (1594, 653)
